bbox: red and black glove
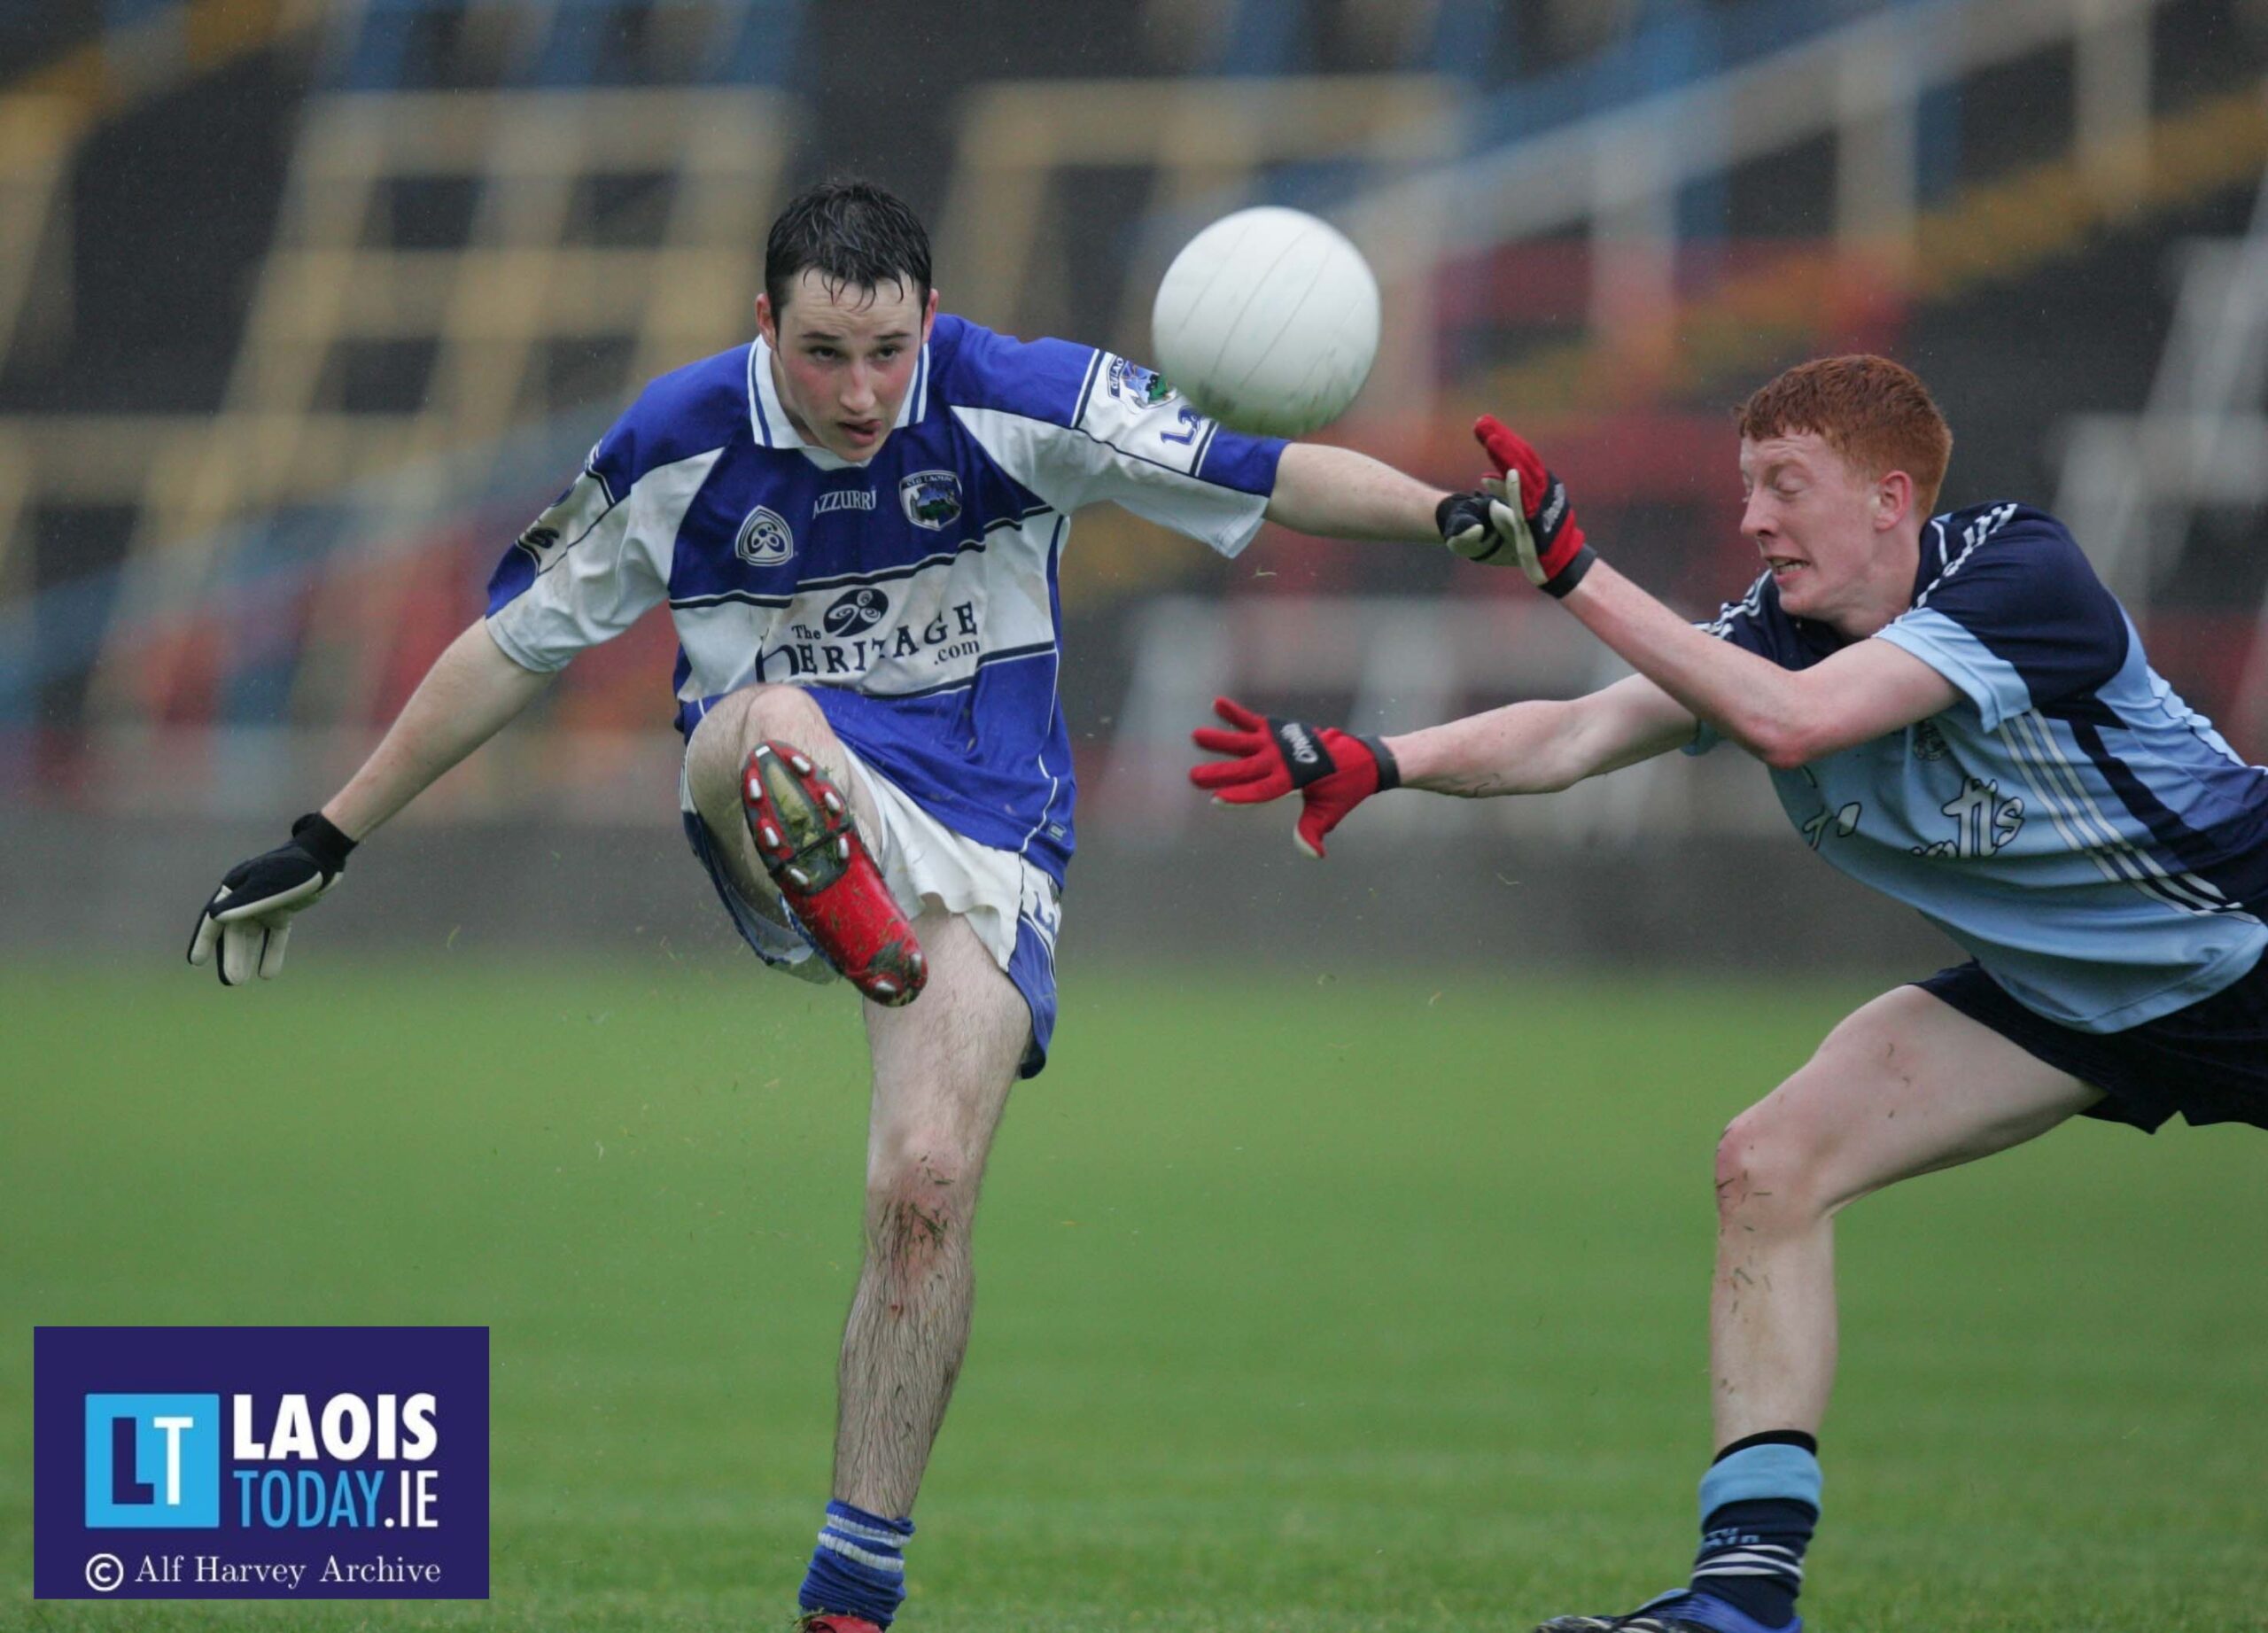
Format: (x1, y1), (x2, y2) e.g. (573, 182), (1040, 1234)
(1188, 696), (1399, 859)
(1436, 415), (1596, 596)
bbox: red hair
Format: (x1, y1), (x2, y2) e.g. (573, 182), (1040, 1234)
(1738, 355), (1952, 515)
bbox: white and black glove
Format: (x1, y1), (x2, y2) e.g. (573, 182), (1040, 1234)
(1435, 416), (1597, 596)
(187, 813), (356, 985)
(1435, 487), (1526, 567)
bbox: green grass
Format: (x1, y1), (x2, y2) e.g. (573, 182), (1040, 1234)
(4, 958), (2264, 1631)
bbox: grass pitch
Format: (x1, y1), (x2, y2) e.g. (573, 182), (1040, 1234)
(3, 957), (2264, 1631)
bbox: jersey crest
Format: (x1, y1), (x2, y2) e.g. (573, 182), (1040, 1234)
(1103, 354), (1174, 406)
(898, 470), (963, 531)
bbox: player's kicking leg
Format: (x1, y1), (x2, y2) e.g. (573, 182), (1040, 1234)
(1536, 984), (2101, 1633)
(686, 687), (1040, 1629)
(683, 685), (926, 1004)
(790, 907), (1029, 1629)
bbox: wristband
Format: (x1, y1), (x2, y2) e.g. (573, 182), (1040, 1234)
(1540, 544), (1597, 599)
(291, 812), (358, 875)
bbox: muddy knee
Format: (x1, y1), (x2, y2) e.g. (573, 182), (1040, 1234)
(1715, 1095), (1831, 1236)
(865, 1139), (976, 1266)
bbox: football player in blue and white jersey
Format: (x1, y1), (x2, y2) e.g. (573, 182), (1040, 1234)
(188, 179), (1477, 1630)
(1195, 355), (2268, 1633)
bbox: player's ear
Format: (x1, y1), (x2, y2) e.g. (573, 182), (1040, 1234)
(1875, 469), (1913, 532)
(755, 292), (778, 347)
(920, 286), (938, 342)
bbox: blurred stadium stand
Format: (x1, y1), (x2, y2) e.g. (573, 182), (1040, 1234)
(4, 0), (2266, 967)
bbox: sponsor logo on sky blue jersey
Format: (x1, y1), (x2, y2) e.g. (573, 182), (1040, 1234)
(1914, 776), (2027, 859)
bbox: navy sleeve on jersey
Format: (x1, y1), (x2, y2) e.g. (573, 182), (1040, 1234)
(1684, 572), (1790, 756)
(1875, 505), (2128, 730)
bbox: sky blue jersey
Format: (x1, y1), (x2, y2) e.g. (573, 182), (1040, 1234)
(485, 315), (1285, 887)
(1689, 502), (2268, 1031)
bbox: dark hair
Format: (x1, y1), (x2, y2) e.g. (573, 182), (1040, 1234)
(764, 179), (932, 315)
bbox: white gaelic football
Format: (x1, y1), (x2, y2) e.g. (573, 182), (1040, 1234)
(1150, 206), (1380, 437)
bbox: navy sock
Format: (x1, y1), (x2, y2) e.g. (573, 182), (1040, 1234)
(799, 1499), (914, 1627)
(1689, 1432), (1820, 1629)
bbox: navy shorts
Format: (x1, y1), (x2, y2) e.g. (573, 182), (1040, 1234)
(1915, 953), (2268, 1132)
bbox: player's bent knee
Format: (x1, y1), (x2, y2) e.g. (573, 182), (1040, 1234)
(1714, 1093), (1833, 1232)
(693, 684), (828, 755)
(732, 683), (829, 747)
(682, 696), (752, 808)
(684, 686), (830, 807)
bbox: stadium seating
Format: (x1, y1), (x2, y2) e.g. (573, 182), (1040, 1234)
(4, 0), (2264, 828)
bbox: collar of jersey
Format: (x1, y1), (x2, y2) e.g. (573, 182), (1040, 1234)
(747, 333), (931, 470)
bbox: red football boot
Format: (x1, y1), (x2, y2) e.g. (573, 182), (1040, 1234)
(742, 742), (928, 1007)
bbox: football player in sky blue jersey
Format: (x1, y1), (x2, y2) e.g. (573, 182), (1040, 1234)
(188, 179), (1483, 1630)
(1195, 356), (2268, 1633)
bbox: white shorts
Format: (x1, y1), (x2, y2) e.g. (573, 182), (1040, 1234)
(680, 742), (1063, 1075)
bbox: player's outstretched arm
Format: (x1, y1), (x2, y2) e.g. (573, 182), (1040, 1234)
(187, 620), (554, 985)
(1189, 677), (1695, 856)
(1386, 674), (1701, 797)
(1262, 441), (1451, 542)
(1260, 430), (1600, 566)
(1557, 561), (1955, 767)
(1451, 416), (1960, 766)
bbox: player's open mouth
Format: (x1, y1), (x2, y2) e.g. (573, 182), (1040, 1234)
(1765, 556), (1807, 579)
(841, 419), (882, 443)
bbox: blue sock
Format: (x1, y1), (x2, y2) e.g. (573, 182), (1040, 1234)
(798, 1499), (914, 1627)
(1689, 1431), (1820, 1630)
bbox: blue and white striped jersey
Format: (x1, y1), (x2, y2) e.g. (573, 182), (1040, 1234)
(485, 315), (1285, 886)
(1689, 502), (2268, 1031)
